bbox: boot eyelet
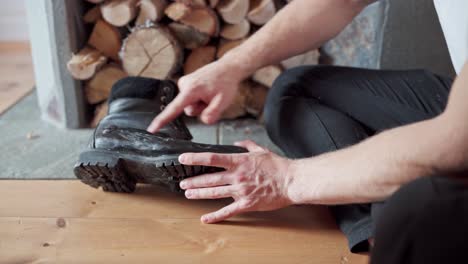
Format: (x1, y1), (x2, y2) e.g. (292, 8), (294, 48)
(163, 86), (171, 93)
(160, 96), (167, 103)
(160, 105), (166, 111)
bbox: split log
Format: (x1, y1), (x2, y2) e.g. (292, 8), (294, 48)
(165, 2), (192, 20)
(184, 46), (217, 74)
(101, 0), (138, 27)
(168, 22), (210, 49)
(90, 102), (109, 128)
(244, 81), (268, 116)
(247, 0), (276, 25)
(135, 0), (168, 25)
(180, 7), (220, 36)
(88, 20), (121, 61)
(216, 39), (244, 58)
(220, 18), (250, 40)
(217, 0), (250, 24)
(67, 47), (107, 80)
(176, 0), (207, 6)
(252, 65), (282, 87)
(121, 25), (183, 79)
(166, 3), (220, 36)
(83, 5), (102, 24)
(85, 65), (128, 104)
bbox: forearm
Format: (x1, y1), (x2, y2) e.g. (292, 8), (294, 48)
(220, 0), (371, 79)
(288, 63), (468, 205)
(288, 114), (468, 205)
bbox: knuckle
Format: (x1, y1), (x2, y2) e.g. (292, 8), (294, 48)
(245, 140), (255, 145)
(235, 173), (248, 182)
(206, 154), (217, 164)
(223, 206), (236, 216)
(186, 190), (196, 199)
(178, 76), (190, 87)
(236, 155), (249, 164)
(230, 155), (241, 165)
(208, 188), (218, 197)
(239, 199), (253, 209)
(238, 186), (249, 196)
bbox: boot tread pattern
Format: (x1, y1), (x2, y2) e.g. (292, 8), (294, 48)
(74, 160), (222, 193)
(74, 160), (136, 193)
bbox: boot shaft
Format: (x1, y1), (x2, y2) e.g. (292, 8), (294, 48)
(98, 77), (192, 140)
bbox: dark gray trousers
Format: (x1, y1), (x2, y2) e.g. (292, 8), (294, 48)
(263, 65), (453, 252)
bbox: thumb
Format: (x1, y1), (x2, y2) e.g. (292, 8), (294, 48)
(200, 94), (225, 125)
(233, 140), (266, 152)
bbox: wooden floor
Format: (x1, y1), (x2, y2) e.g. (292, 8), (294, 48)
(0, 42), (35, 114)
(0, 181), (368, 264)
(0, 41), (368, 264)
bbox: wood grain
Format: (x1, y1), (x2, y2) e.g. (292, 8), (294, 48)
(0, 180), (368, 263)
(0, 42), (35, 114)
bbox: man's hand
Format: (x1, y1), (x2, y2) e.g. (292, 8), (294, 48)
(147, 60), (247, 133)
(178, 140), (294, 224)
(147, 0), (369, 134)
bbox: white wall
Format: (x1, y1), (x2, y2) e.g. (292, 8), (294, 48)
(0, 0), (29, 41)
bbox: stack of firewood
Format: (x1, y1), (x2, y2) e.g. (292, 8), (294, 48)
(67, 0), (319, 127)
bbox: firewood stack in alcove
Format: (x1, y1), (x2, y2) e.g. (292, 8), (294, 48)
(66, 0), (319, 127)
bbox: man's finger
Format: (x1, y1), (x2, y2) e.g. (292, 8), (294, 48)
(184, 102), (207, 117)
(201, 201), (247, 224)
(200, 94), (224, 124)
(180, 172), (233, 189)
(234, 140), (266, 152)
(147, 93), (194, 133)
(185, 185), (235, 200)
(179, 152), (239, 169)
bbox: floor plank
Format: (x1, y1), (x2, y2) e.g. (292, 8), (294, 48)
(0, 181), (368, 263)
(0, 42), (35, 114)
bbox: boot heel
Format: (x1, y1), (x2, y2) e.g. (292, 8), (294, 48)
(74, 150), (136, 193)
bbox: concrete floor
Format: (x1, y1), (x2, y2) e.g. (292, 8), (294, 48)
(1, 93), (281, 179)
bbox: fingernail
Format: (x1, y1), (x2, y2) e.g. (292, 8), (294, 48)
(147, 125), (157, 133)
(201, 215), (209, 223)
(185, 190), (192, 198)
(233, 141), (241, 146)
(178, 154), (186, 163)
(179, 181), (187, 189)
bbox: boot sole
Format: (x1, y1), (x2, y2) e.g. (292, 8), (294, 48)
(73, 149), (221, 193)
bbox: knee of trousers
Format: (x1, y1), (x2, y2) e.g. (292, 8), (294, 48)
(263, 65), (324, 142)
(372, 176), (468, 262)
(374, 177), (435, 235)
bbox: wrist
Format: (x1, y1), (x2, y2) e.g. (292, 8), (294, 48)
(218, 49), (260, 80)
(285, 159), (307, 204)
(285, 159), (325, 205)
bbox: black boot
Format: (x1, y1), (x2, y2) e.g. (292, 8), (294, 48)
(74, 77), (246, 193)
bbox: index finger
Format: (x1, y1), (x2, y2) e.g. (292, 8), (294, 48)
(179, 152), (240, 169)
(147, 93), (194, 133)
